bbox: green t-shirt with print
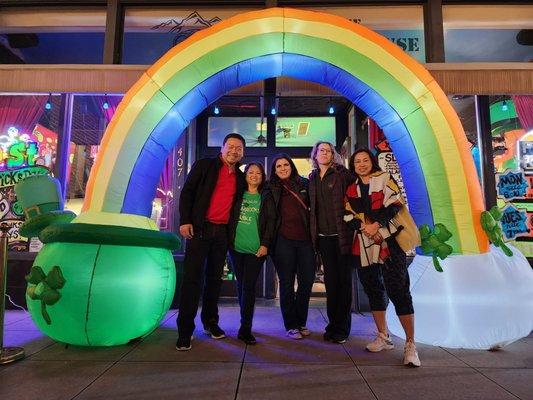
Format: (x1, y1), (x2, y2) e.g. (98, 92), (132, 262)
(235, 192), (261, 254)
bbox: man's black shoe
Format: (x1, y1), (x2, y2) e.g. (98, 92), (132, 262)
(331, 334), (348, 344)
(204, 324), (226, 339)
(238, 331), (257, 345)
(175, 336), (192, 351)
(323, 331), (333, 342)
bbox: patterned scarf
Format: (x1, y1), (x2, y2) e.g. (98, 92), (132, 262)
(345, 171), (403, 267)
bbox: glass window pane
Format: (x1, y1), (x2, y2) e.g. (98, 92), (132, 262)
(0, 94), (63, 251)
(65, 94), (123, 215)
(492, 97), (524, 174)
(65, 94), (176, 232)
(444, 5), (533, 62)
(307, 6), (426, 62)
(276, 116), (335, 147)
(122, 7), (260, 64)
(208, 117), (266, 147)
(0, 8), (106, 64)
(491, 96), (533, 254)
(447, 95), (481, 184)
(292, 158), (313, 179)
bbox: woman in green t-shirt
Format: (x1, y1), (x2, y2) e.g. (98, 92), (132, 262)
(229, 162), (276, 345)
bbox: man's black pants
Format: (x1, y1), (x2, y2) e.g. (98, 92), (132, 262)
(177, 222), (229, 338)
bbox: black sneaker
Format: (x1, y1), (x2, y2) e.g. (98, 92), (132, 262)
(331, 334), (348, 344)
(237, 331), (257, 345)
(204, 324), (226, 339)
(175, 336), (192, 351)
(323, 331), (333, 342)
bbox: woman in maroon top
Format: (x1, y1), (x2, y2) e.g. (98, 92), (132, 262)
(263, 154), (315, 340)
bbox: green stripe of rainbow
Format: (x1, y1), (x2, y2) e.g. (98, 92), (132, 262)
(82, 8), (487, 254)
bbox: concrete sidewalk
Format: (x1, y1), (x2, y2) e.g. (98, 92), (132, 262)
(1, 300), (532, 400)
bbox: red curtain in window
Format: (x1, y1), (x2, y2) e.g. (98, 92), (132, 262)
(512, 95), (533, 132)
(0, 95), (47, 134)
(368, 118), (385, 149)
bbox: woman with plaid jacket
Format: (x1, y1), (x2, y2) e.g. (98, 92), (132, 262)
(345, 148), (421, 367)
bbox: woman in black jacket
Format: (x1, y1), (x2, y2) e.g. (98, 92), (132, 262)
(264, 154), (315, 340)
(229, 162), (276, 345)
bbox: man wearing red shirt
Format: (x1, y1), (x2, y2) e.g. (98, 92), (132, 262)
(176, 133), (245, 351)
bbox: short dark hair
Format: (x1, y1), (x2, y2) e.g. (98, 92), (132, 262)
(269, 153), (300, 184)
(244, 162), (267, 192)
(349, 147), (382, 176)
(223, 133), (246, 147)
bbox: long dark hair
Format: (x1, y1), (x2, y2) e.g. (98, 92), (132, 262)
(244, 162), (266, 192)
(348, 148), (382, 176)
(269, 153), (300, 185)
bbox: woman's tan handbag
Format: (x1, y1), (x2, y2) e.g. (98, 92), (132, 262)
(392, 205), (421, 252)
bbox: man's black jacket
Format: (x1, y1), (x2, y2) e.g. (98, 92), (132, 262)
(179, 156), (245, 230)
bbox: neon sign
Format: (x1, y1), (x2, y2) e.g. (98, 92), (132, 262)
(0, 127), (39, 170)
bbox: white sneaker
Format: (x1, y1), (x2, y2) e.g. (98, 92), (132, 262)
(366, 332), (395, 352)
(403, 341), (421, 367)
(299, 327), (311, 336)
(286, 329), (303, 340)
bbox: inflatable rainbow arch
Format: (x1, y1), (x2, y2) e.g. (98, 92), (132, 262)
(81, 7), (487, 255)
(23, 8), (531, 349)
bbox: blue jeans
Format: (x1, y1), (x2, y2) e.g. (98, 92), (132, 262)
(229, 250), (265, 332)
(273, 235), (315, 331)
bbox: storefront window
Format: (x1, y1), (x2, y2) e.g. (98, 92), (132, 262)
(275, 116), (335, 147)
(0, 94), (63, 251)
(292, 158), (312, 178)
(208, 117), (266, 147)
(65, 94), (176, 232)
(448, 95), (481, 184)
(0, 8), (106, 64)
(65, 94), (123, 215)
(491, 95), (533, 255)
(122, 7), (259, 64)
(307, 6), (426, 63)
(443, 5), (533, 62)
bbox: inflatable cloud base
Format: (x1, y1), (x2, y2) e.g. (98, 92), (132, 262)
(387, 244), (533, 349)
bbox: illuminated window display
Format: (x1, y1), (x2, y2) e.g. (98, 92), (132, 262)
(275, 117), (335, 147)
(65, 94), (123, 215)
(208, 117), (266, 147)
(492, 96), (533, 253)
(0, 94), (63, 251)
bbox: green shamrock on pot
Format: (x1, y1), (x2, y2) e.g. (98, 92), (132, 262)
(481, 206), (513, 257)
(419, 223), (454, 272)
(25, 265), (66, 325)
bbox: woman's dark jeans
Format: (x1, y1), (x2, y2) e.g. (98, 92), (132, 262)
(272, 235), (316, 331)
(229, 250), (265, 332)
(318, 235), (354, 339)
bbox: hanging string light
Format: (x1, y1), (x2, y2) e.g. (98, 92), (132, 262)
(45, 93), (52, 110)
